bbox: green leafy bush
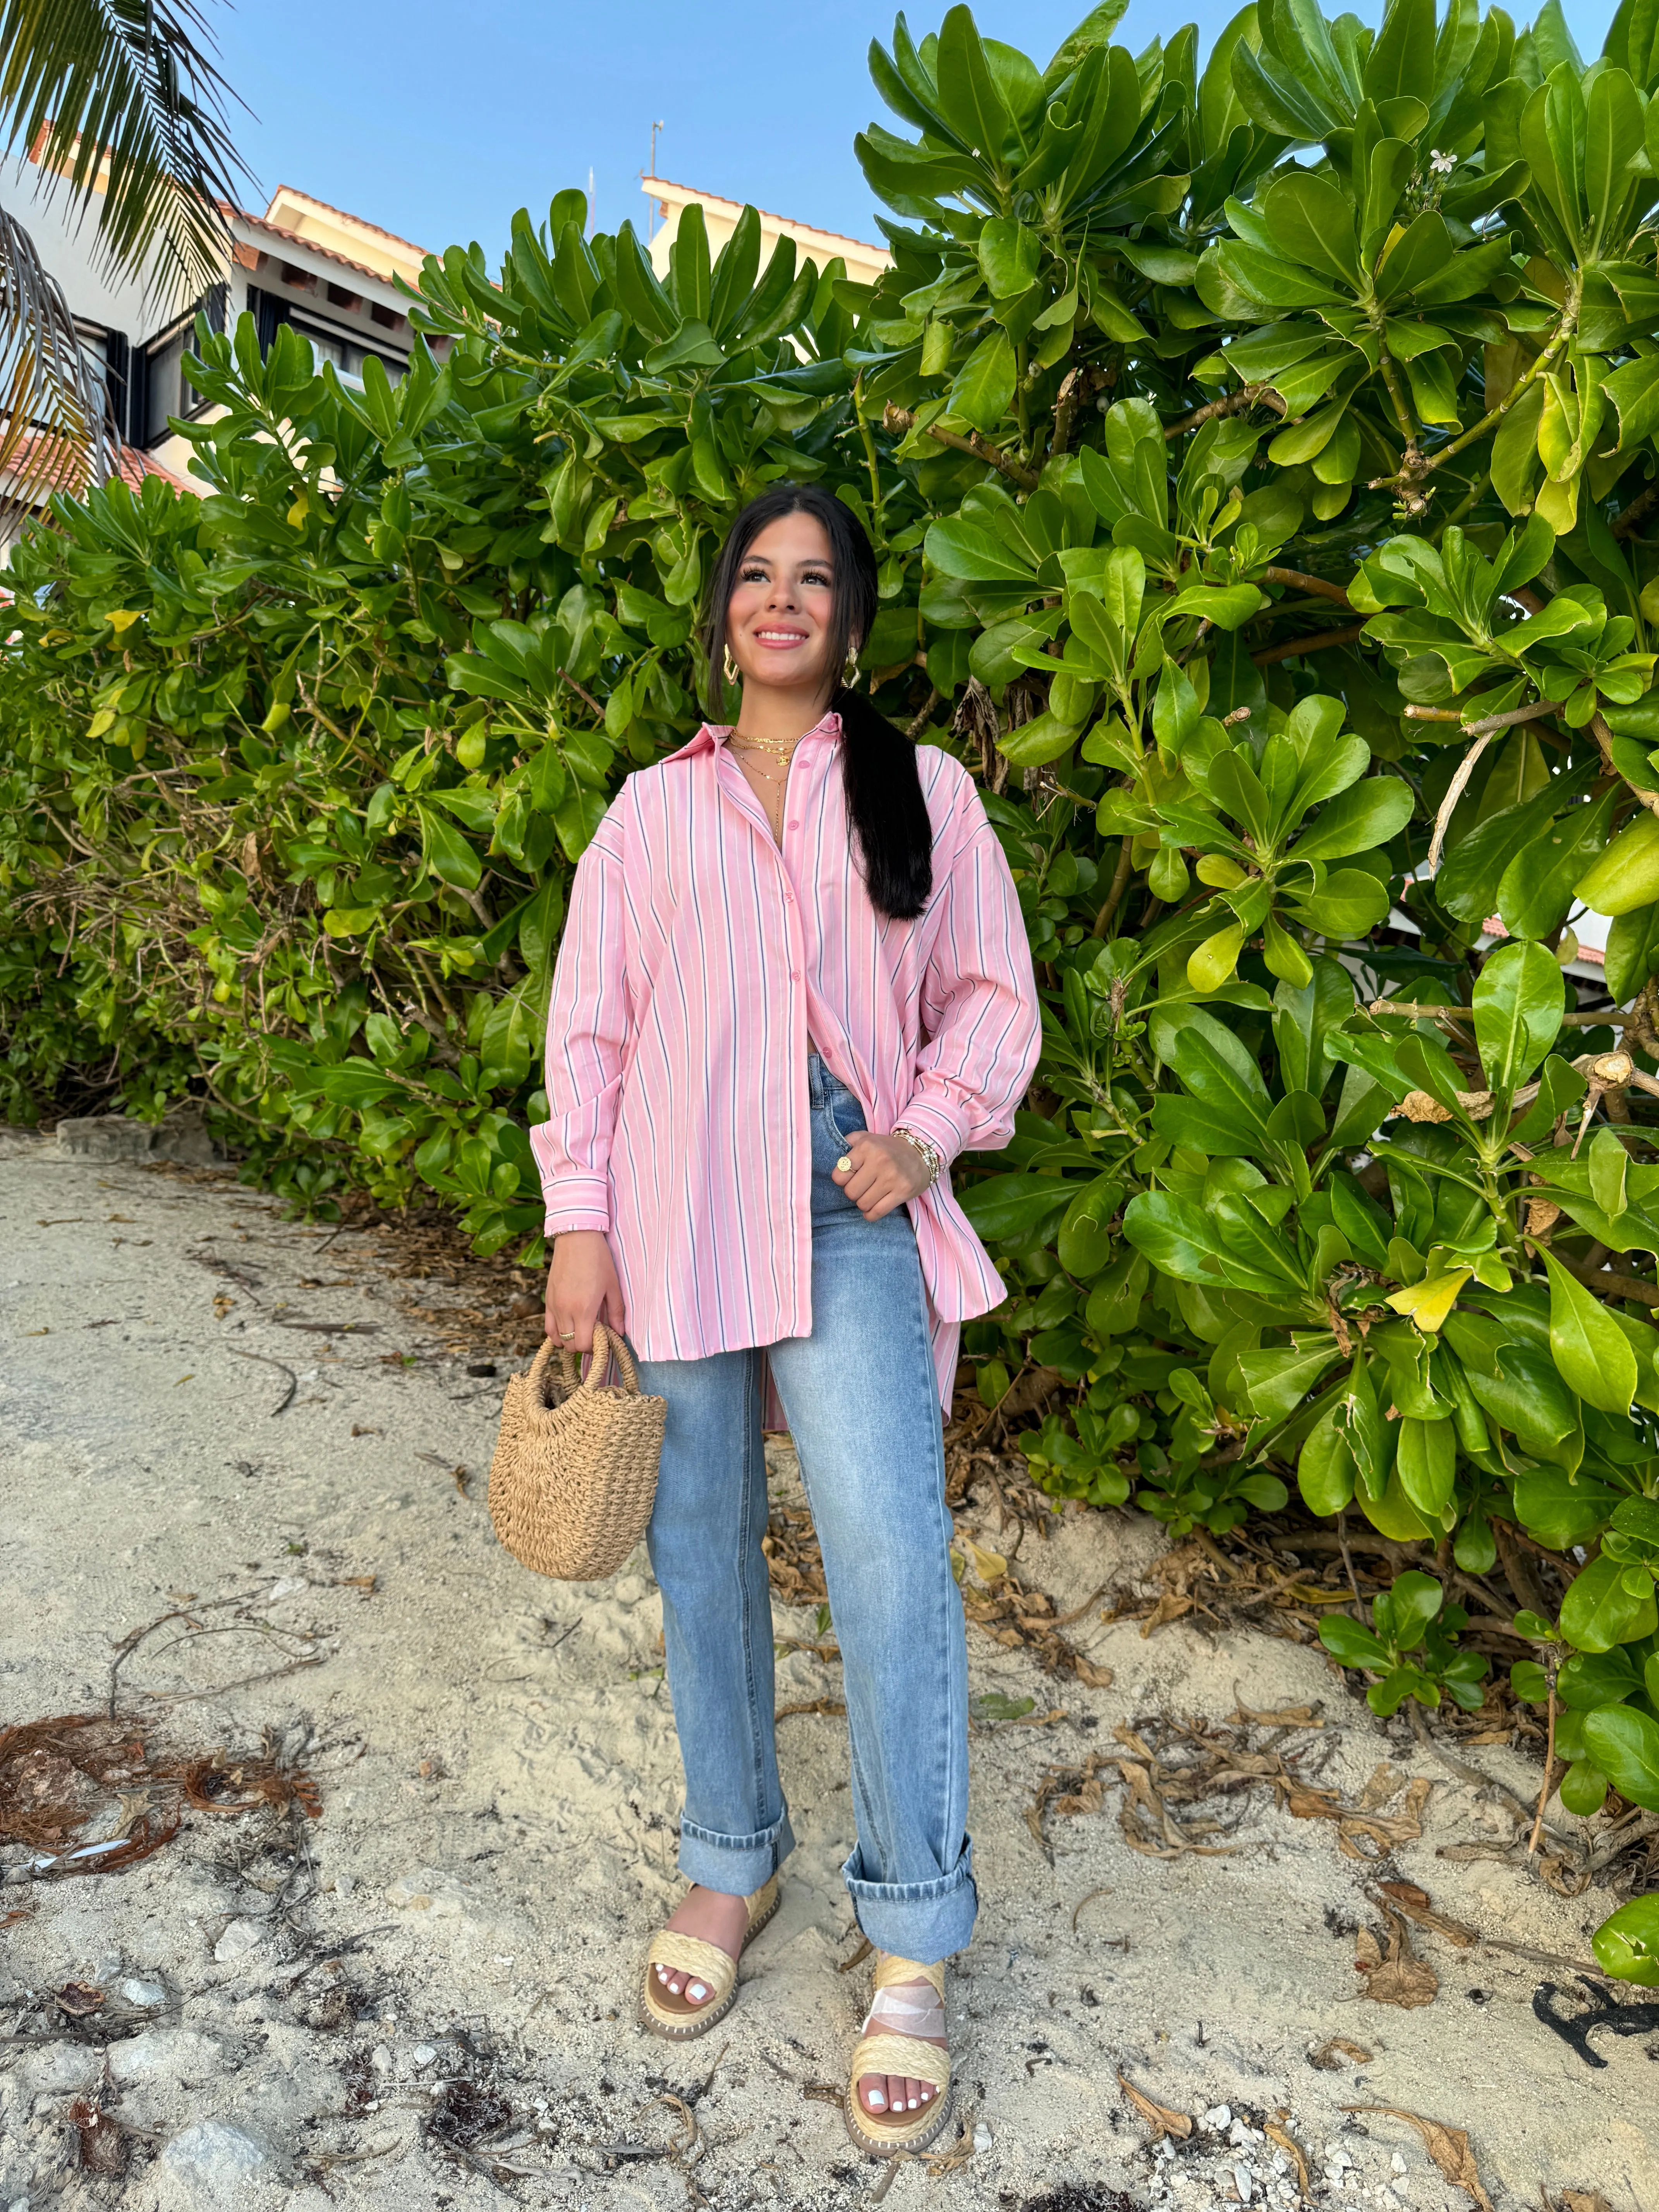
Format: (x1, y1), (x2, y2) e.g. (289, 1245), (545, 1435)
(6, 0), (1659, 1971)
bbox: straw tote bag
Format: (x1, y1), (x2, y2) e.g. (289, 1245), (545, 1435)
(488, 1324), (666, 1579)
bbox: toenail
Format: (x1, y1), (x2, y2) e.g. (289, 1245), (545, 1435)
(907, 2096), (917, 2109)
(868, 2092), (885, 2110)
(688, 1982), (706, 2000)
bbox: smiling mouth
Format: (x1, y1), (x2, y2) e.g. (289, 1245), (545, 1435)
(754, 628), (809, 645)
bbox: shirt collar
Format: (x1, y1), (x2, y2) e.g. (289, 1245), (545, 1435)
(666, 709), (843, 763)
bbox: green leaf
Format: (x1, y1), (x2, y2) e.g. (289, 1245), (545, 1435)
(978, 216), (1041, 296)
(1592, 1893), (1659, 1983)
(1058, 1173), (1123, 1275)
(1378, 1570), (1446, 1652)
(417, 803), (483, 892)
(1496, 792), (1615, 942)
(1538, 1246), (1640, 1414)
(1560, 1555), (1659, 1653)
(1558, 1759), (1611, 1816)
(1237, 1342), (1341, 1421)
(947, 327), (1017, 433)
(924, 517), (1036, 583)
(961, 1171), (1074, 1239)
(1605, 903), (1659, 1003)
(934, 3), (1018, 167)
(1319, 1613), (1392, 1668)
(1471, 938), (1564, 1094)
(1583, 1702), (1659, 1808)
(1292, 777), (1413, 860)
(1298, 1404), (1357, 1514)
(1396, 1415), (1456, 1517)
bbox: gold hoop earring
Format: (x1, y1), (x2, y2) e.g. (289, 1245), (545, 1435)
(723, 645), (738, 686)
(842, 651), (859, 686)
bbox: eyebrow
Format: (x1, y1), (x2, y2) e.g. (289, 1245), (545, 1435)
(740, 553), (835, 568)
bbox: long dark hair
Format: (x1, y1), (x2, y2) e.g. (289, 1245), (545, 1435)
(702, 484), (933, 921)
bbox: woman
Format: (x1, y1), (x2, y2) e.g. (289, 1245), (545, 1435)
(534, 483), (1040, 2156)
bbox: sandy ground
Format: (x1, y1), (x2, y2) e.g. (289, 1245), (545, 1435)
(1, 1124), (1656, 2212)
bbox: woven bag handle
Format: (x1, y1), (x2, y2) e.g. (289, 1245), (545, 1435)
(585, 1321), (641, 1395)
(524, 1324), (641, 1400)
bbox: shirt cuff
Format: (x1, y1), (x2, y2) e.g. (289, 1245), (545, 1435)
(894, 1093), (971, 1170)
(542, 1175), (611, 1235)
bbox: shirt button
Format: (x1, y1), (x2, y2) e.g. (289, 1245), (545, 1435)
(782, 888), (793, 902)
(789, 970), (800, 981)
(787, 818), (799, 830)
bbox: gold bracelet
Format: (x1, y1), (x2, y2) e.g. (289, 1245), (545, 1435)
(893, 1126), (942, 1188)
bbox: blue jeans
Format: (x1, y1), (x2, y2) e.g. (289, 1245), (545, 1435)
(636, 1054), (975, 1964)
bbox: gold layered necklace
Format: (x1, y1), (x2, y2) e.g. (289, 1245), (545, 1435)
(730, 726), (801, 766)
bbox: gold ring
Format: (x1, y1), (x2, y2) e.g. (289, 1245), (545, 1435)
(836, 1155), (853, 1173)
(558, 1329), (575, 1339)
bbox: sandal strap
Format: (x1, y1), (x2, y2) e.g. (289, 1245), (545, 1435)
(874, 1953), (945, 1995)
(849, 2030), (952, 2093)
(745, 1876), (778, 1928)
(644, 1930), (738, 1999)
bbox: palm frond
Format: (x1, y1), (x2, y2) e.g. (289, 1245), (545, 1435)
(0, 0), (252, 302)
(0, 201), (116, 518)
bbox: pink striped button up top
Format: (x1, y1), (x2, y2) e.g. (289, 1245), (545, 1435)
(531, 711), (1041, 1405)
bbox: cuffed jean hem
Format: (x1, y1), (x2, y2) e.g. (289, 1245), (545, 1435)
(677, 1808), (796, 1899)
(842, 1841), (977, 1965)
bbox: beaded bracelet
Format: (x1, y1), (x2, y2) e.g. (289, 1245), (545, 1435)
(893, 1125), (943, 1188)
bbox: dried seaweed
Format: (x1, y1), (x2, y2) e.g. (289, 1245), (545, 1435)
(0, 1711), (319, 1881)
(762, 1498), (827, 1609)
(1344, 2106), (1494, 2212)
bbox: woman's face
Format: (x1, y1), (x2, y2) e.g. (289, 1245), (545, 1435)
(724, 511), (843, 702)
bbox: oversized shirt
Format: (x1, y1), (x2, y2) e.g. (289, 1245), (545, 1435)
(531, 711), (1042, 1407)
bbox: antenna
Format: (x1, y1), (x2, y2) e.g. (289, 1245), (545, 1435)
(646, 121), (665, 239)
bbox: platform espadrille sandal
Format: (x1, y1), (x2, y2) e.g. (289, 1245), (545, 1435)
(844, 1953), (953, 2157)
(640, 1877), (780, 2039)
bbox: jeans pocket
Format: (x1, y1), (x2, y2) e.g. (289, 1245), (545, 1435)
(826, 1085), (867, 1146)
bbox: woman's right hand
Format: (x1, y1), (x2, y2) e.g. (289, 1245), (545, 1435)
(545, 1230), (627, 1353)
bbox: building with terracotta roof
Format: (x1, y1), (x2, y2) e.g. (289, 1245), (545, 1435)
(641, 176), (890, 292)
(1, 143), (437, 493)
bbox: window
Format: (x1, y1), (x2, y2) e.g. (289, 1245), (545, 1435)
(279, 262), (317, 292)
(326, 283), (360, 310)
(369, 301), (402, 330)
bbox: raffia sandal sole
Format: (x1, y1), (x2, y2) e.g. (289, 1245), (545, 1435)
(638, 1882), (780, 2042)
(843, 2080), (954, 2159)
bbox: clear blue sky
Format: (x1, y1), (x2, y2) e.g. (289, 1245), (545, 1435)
(213, 0), (1620, 268)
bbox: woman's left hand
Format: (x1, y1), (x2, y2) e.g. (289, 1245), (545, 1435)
(832, 1130), (934, 1221)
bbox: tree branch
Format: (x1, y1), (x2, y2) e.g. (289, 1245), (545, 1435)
(1262, 565), (1352, 607)
(1251, 622), (1367, 668)
(1162, 383), (1285, 440)
(881, 404), (1040, 491)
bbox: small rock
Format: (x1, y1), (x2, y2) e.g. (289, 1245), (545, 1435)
(265, 1575), (308, 1600)
(56, 1104), (223, 1166)
(212, 1918), (265, 1963)
(159, 2120), (266, 2192)
(1391, 2154), (1408, 2175)
(387, 1867), (475, 1917)
(371, 2044), (392, 2074)
(1235, 2164), (1255, 2205)
(972, 2120), (993, 2152)
(412, 2044), (438, 2067)
(1203, 2106), (1233, 2130)
(107, 2029), (223, 2083)
(121, 1977), (167, 2008)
